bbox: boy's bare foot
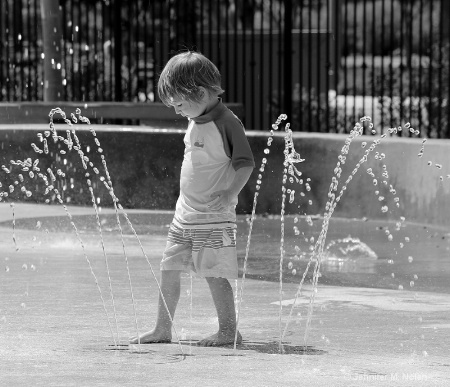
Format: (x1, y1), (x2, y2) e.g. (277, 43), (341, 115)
(197, 330), (242, 347)
(129, 329), (172, 344)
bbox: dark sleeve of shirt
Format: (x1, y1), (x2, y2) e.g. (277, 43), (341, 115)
(215, 110), (255, 171)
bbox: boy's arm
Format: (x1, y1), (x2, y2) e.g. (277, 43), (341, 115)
(207, 166), (253, 212)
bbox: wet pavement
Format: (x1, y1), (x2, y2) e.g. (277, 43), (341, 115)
(0, 204), (449, 386)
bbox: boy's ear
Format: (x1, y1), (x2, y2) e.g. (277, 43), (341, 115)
(198, 86), (207, 99)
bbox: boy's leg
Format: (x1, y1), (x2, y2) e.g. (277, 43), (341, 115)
(197, 277), (242, 346)
(130, 270), (181, 344)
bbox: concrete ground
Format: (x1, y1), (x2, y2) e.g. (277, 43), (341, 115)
(0, 204), (449, 386)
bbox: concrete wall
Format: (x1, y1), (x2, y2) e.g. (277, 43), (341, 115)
(0, 124), (449, 227)
(248, 131), (450, 228)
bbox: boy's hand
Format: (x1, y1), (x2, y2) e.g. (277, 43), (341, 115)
(207, 190), (232, 212)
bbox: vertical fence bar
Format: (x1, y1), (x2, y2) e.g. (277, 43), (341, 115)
(101, 0), (107, 100)
(86, 1), (91, 101)
(418, 0), (423, 134)
(250, 0), (255, 127)
(159, 0), (164, 96)
(268, 0), (273, 126)
(333, 0), (340, 132)
(324, 0), (330, 132)
(380, 0), (385, 127)
(70, 0), (75, 100)
(399, 0), (404, 127)
(225, 0), (230, 100)
(408, 0), (413, 131)
(298, 3), (304, 130)
(135, 0), (139, 102)
(438, 0), (443, 136)
(343, 0), (348, 131)
(79, 0), (84, 100)
(114, 0), (122, 101)
(284, 0), (293, 127)
(35, 0), (40, 100)
(307, 0), (312, 130)
(389, 0), (394, 126)
(362, 0), (366, 122)
(208, 0), (212, 54)
(5, 1), (11, 101)
(217, 0), (221, 66)
(233, 0), (238, 102)
(26, 0), (32, 100)
(150, 0), (155, 100)
(352, 0), (357, 122)
(259, 0), (264, 129)
(370, 0), (375, 126)
(0, 2), (3, 101)
(427, 0), (433, 137)
(200, 0), (204, 52)
(316, 0), (321, 131)
(447, 0), (450, 138)
(127, 0), (132, 100)
(243, 0), (248, 126)
(61, 0), (67, 100)
(93, 2), (98, 101)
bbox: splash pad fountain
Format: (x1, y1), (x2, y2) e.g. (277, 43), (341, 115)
(1, 108), (450, 386)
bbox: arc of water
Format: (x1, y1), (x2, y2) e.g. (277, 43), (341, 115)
(279, 184), (286, 353)
(278, 121), (295, 354)
(49, 108), (121, 346)
(72, 107), (184, 356)
(37, 170), (117, 347)
(233, 114), (287, 352)
(11, 203), (18, 251)
(281, 118), (372, 346)
(282, 119), (421, 347)
(68, 109), (143, 351)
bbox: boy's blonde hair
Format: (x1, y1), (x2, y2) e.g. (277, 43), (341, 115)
(158, 51), (224, 106)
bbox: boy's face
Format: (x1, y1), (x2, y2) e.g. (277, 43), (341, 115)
(169, 88), (216, 119)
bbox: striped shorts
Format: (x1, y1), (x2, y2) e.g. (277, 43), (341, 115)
(161, 222), (238, 279)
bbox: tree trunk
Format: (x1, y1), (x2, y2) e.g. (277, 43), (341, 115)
(40, 0), (63, 101)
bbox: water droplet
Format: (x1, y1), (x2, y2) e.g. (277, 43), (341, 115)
(413, 274), (418, 280)
(5, 266), (9, 272)
(288, 262), (293, 270)
(264, 148), (270, 154)
(408, 256), (413, 263)
(410, 281), (414, 287)
(22, 264), (28, 270)
(398, 285), (403, 290)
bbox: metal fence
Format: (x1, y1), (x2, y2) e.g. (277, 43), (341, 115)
(0, 0), (449, 137)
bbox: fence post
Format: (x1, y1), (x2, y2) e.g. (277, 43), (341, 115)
(284, 0), (293, 122)
(114, 0), (123, 101)
(40, 0), (63, 101)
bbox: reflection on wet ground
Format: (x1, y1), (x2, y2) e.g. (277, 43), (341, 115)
(1, 212), (449, 293)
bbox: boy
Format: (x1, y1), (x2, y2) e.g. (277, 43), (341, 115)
(130, 51), (254, 347)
